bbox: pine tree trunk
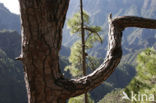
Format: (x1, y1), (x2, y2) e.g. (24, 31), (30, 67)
(18, 1), (156, 103)
(19, 0), (70, 103)
(80, 0), (88, 102)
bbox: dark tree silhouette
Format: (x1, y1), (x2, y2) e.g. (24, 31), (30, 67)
(18, 0), (156, 103)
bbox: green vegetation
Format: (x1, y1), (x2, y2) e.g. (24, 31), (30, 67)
(68, 94), (94, 103)
(125, 48), (156, 102)
(99, 48), (156, 103)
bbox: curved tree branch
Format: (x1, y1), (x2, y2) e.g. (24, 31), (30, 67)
(56, 15), (156, 98)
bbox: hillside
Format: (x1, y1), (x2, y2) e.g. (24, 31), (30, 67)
(0, 31), (26, 103)
(0, 49), (27, 103)
(0, 30), (21, 58)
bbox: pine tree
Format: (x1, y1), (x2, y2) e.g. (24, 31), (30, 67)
(65, 11), (102, 103)
(125, 48), (156, 100)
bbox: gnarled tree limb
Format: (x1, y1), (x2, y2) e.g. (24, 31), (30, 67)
(56, 15), (156, 98)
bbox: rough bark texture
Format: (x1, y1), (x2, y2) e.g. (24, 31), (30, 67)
(18, 0), (156, 103)
(19, 0), (70, 103)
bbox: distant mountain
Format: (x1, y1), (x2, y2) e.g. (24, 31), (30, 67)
(60, 46), (70, 57)
(0, 30), (21, 58)
(0, 3), (20, 33)
(0, 31), (27, 103)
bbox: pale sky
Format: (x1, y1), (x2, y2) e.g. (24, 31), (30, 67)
(0, 0), (20, 14)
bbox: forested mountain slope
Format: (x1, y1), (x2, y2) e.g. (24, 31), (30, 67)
(0, 31), (26, 103)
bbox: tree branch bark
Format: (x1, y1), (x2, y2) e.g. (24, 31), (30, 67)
(113, 16), (156, 29)
(55, 15), (156, 98)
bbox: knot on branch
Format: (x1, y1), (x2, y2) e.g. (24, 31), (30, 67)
(15, 54), (23, 61)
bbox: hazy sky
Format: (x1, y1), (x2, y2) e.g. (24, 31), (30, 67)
(0, 0), (20, 14)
